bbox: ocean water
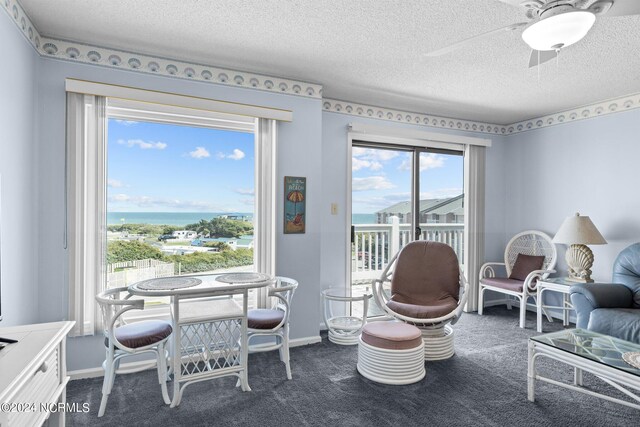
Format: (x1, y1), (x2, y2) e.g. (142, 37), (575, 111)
(352, 213), (376, 224)
(108, 212), (376, 226)
(107, 212), (252, 226)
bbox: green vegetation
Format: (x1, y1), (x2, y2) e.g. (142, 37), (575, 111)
(107, 240), (164, 264)
(166, 249), (253, 274)
(202, 241), (231, 251)
(106, 240), (253, 273)
(107, 223), (180, 236)
(185, 218), (253, 238)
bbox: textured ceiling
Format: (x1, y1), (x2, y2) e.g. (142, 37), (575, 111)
(19, 0), (640, 124)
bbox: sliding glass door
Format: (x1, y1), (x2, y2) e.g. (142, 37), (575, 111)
(350, 142), (465, 317)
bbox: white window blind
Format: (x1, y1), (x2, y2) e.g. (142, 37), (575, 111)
(66, 93), (107, 337)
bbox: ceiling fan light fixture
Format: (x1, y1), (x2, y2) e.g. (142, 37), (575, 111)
(522, 10), (596, 51)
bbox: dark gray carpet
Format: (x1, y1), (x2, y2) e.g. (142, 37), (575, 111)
(66, 307), (640, 426)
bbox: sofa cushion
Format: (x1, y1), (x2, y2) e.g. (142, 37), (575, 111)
(612, 243), (640, 308)
(107, 320), (172, 349)
(361, 322), (423, 350)
(588, 308), (640, 344)
(248, 309), (284, 329)
(480, 277), (524, 293)
(390, 241), (460, 307)
(509, 254), (545, 281)
(387, 295), (458, 319)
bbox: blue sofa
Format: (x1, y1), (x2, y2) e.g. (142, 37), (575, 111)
(570, 243), (640, 344)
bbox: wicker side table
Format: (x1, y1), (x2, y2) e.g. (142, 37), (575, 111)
(322, 287), (371, 345)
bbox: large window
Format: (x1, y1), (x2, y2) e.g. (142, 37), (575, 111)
(66, 85), (282, 336)
(105, 114), (256, 308)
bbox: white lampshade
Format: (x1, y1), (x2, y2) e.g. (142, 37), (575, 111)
(553, 213), (607, 245)
(522, 10), (595, 51)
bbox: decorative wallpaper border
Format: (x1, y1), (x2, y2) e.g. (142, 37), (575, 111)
(506, 93), (640, 134)
(4, 0), (640, 134)
(323, 99), (508, 135)
(37, 37), (323, 99)
(2, 0), (41, 51)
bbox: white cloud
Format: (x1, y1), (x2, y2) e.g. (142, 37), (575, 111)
(227, 149), (245, 160)
(420, 188), (464, 199)
(353, 147), (399, 161)
(352, 176), (395, 192)
(398, 153), (445, 171)
(110, 193), (131, 202)
(352, 158), (383, 171)
(235, 188), (255, 195)
(114, 120), (138, 126)
(108, 194), (228, 211)
(240, 198), (255, 206)
(189, 146), (210, 159)
(108, 179), (124, 188)
(117, 139), (167, 150)
(215, 149), (246, 160)
(352, 147), (398, 171)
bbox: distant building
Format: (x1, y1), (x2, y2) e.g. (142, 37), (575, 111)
(219, 214), (252, 222)
(172, 230), (197, 239)
(375, 194), (464, 224)
(190, 235), (254, 250)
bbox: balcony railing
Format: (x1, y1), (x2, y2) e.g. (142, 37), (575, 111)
(352, 216), (464, 283)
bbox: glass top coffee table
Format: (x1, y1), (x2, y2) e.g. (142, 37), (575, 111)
(528, 328), (640, 410)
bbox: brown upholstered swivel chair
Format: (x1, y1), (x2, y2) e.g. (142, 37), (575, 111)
(372, 241), (468, 361)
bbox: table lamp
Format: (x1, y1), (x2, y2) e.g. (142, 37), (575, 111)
(553, 213), (607, 283)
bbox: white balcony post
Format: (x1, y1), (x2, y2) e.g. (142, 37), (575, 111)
(389, 215), (400, 258)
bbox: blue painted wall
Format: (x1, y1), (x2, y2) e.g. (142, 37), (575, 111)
(0, 12), (39, 326)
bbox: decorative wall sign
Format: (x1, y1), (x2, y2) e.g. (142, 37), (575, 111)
(284, 176), (306, 234)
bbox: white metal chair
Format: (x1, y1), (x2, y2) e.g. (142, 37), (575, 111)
(372, 241), (468, 361)
(246, 277), (298, 379)
(95, 287), (172, 417)
(478, 230), (557, 328)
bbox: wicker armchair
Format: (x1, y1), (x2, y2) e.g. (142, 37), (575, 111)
(95, 287), (172, 417)
(246, 277), (298, 379)
(478, 230), (557, 328)
(372, 241), (468, 361)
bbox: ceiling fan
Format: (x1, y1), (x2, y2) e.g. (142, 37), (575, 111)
(425, 0), (640, 68)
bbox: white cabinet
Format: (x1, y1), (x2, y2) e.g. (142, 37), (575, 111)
(0, 321), (74, 427)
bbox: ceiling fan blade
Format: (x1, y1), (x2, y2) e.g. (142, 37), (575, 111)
(425, 22), (527, 57)
(528, 49), (557, 68)
(591, 0), (640, 17)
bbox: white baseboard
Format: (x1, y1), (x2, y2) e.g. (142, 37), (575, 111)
(69, 334), (322, 380)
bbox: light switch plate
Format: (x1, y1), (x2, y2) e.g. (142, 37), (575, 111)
(331, 203), (338, 215)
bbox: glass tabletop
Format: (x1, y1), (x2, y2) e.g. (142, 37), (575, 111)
(322, 287), (372, 300)
(540, 277), (579, 286)
(541, 277), (624, 287)
(531, 329), (640, 376)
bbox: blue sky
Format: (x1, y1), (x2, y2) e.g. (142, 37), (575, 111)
(107, 119), (254, 212)
(352, 147), (463, 213)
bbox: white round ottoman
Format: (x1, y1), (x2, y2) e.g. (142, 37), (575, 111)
(357, 322), (425, 385)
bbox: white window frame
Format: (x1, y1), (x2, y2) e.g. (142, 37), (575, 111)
(346, 123), (488, 314)
(66, 81), (284, 335)
(105, 103), (260, 320)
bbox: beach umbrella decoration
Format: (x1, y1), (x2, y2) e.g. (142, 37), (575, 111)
(287, 190), (304, 215)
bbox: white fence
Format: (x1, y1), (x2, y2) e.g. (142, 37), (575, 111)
(107, 259), (175, 288)
(352, 217), (464, 283)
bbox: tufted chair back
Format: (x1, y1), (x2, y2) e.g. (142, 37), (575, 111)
(612, 243), (640, 308)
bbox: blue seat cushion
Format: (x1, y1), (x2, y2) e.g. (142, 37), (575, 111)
(588, 308), (640, 344)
